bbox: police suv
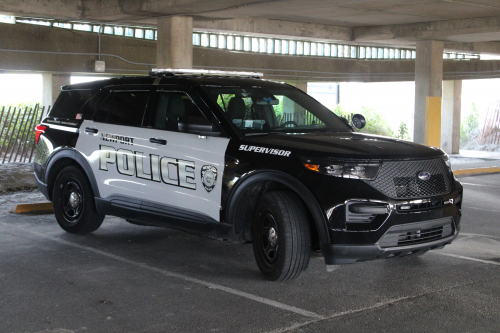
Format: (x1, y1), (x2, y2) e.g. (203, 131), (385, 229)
(34, 69), (463, 281)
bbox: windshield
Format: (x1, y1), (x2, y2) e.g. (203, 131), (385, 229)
(200, 84), (351, 135)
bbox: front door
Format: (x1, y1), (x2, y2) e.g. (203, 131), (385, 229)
(138, 90), (230, 222)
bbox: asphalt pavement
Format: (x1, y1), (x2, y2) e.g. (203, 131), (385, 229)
(0, 174), (499, 333)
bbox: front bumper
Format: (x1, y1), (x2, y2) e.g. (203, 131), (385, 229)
(304, 174), (463, 265)
(320, 217), (458, 265)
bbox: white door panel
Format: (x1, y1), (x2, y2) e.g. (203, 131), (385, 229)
(76, 120), (147, 199)
(76, 121), (230, 222)
(140, 129), (230, 222)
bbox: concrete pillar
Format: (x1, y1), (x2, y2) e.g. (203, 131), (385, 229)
(414, 40), (444, 147)
(282, 82), (308, 124)
(157, 16), (193, 69)
(42, 73), (71, 107)
(441, 80), (462, 154)
(291, 82), (307, 123)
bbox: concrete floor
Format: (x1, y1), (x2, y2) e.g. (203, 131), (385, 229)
(0, 174), (499, 333)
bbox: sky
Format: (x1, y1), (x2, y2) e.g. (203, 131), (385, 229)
(0, 73), (498, 138)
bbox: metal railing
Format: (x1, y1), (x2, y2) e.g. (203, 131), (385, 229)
(479, 104), (500, 145)
(0, 105), (47, 164)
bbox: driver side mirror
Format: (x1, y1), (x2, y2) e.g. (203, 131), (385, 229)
(351, 114), (366, 129)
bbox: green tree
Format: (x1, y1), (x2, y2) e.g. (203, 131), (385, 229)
(355, 106), (394, 137)
(0, 102), (41, 147)
(333, 105), (395, 137)
(395, 121), (411, 141)
(333, 104), (350, 119)
(460, 103), (480, 145)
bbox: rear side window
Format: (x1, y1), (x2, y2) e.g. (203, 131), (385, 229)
(94, 91), (150, 127)
(151, 91), (210, 132)
(49, 90), (93, 120)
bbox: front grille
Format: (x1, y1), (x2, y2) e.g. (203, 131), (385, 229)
(396, 199), (449, 212)
(379, 218), (454, 248)
(365, 158), (451, 199)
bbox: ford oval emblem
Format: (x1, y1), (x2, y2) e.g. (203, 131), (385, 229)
(418, 171), (431, 181)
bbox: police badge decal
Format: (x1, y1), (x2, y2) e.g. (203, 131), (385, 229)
(201, 165), (217, 192)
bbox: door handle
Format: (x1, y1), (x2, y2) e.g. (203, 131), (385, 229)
(85, 127), (98, 134)
(150, 138), (167, 145)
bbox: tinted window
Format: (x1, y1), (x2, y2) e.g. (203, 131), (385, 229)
(94, 91), (149, 127)
(152, 92), (210, 132)
(49, 90), (93, 120)
(201, 85), (351, 135)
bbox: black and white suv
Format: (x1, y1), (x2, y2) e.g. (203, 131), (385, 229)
(34, 69), (463, 281)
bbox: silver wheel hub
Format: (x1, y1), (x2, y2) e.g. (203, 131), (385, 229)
(268, 227), (278, 247)
(69, 192), (80, 208)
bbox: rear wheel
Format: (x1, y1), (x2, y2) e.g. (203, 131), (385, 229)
(252, 191), (311, 281)
(53, 165), (104, 234)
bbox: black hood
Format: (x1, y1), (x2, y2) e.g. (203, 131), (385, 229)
(246, 132), (444, 160)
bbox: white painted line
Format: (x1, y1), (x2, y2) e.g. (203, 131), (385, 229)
(462, 206), (500, 213)
(460, 232), (500, 240)
(460, 182), (499, 188)
(433, 252), (500, 266)
(8, 225), (323, 320)
(456, 235), (479, 241)
(266, 281), (478, 333)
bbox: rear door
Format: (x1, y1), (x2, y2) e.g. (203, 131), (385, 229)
(138, 88), (230, 223)
(76, 88), (152, 201)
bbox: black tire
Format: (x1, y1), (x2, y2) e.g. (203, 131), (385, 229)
(252, 191), (311, 281)
(52, 165), (104, 234)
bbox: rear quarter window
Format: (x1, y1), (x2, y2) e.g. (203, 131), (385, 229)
(49, 90), (93, 120)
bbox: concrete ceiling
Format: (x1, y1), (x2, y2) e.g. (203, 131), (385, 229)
(1, 0), (500, 52)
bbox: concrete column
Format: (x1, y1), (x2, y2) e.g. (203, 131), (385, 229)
(414, 40), (444, 147)
(282, 82), (308, 124)
(157, 16), (193, 69)
(42, 73), (71, 107)
(441, 80), (462, 154)
(291, 82), (307, 123)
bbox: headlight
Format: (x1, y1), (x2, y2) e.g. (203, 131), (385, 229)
(300, 157), (381, 180)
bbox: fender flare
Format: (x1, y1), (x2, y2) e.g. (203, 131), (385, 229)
(44, 147), (100, 199)
(226, 170), (330, 244)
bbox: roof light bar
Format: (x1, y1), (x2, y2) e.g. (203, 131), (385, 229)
(151, 68), (264, 77)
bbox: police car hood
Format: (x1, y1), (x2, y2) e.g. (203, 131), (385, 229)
(247, 131), (444, 160)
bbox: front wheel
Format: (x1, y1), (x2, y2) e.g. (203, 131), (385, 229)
(53, 165), (104, 234)
(252, 191), (311, 281)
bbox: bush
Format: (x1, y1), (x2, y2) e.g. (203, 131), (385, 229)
(333, 105), (395, 137)
(333, 104), (350, 119)
(460, 103), (480, 147)
(395, 121), (411, 141)
(0, 102), (41, 147)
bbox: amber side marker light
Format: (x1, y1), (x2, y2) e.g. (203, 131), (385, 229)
(304, 164), (320, 172)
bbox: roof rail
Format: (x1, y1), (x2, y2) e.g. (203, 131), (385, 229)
(150, 68), (264, 78)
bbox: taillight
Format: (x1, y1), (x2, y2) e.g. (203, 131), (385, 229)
(35, 125), (48, 144)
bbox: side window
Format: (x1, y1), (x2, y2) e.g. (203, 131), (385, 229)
(93, 91), (150, 127)
(49, 90), (93, 120)
(153, 92), (211, 133)
(272, 95), (324, 127)
(216, 94), (252, 118)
